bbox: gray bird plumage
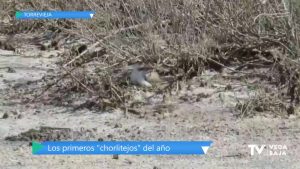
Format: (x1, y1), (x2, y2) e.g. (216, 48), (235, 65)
(128, 64), (152, 87)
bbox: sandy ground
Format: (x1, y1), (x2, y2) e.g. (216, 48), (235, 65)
(0, 48), (300, 169)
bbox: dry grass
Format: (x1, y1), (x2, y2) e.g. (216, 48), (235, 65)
(1, 0), (300, 115)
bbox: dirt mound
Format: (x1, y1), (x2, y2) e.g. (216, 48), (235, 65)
(5, 126), (96, 142)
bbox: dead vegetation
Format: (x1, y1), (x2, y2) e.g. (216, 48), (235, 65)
(1, 0), (299, 117)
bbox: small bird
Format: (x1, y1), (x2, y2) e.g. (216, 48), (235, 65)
(128, 64), (153, 87)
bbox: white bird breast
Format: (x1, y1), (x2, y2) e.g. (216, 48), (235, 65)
(130, 69), (152, 87)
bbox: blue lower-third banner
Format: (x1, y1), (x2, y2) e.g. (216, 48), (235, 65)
(16, 11), (95, 19)
(32, 141), (213, 155)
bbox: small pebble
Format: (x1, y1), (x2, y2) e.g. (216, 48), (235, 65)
(7, 67), (16, 73)
(124, 159), (132, 165)
(2, 113), (9, 119)
(114, 123), (122, 128)
(112, 154), (119, 159)
(17, 114), (23, 119)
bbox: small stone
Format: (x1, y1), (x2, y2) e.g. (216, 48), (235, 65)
(112, 154), (119, 159)
(2, 79), (9, 83)
(17, 114), (23, 119)
(225, 84), (232, 90)
(2, 113), (9, 119)
(124, 158), (132, 164)
(40, 45), (47, 51)
(11, 111), (18, 115)
(6, 67), (16, 73)
(163, 112), (170, 118)
(287, 106), (294, 115)
(114, 123), (122, 128)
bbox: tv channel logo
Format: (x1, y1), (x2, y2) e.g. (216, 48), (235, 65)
(248, 144), (287, 156)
